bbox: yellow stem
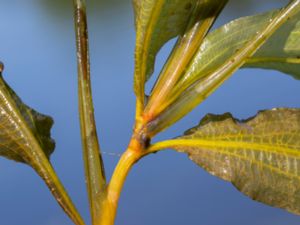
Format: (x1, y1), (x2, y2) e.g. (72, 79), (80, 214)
(97, 137), (145, 225)
(148, 139), (300, 156)
(97, 2), (300, 224)
(247, 56), (300, 64)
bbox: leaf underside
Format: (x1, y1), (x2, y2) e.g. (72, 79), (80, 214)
(133, 0), (200, 99)
(145, 3), (300, 136)
(177, 9), (300, 92)
(172, 108), (300, 215)
(0, 74), (55, 163)
(245, 10), (300, 79)
(0, 71), (86, 225)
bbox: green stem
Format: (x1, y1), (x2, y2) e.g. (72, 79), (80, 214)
(73, 1), (106, 224)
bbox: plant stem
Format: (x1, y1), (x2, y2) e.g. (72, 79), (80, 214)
(97, 134), (146, 225)
(73, 1), (106, 224)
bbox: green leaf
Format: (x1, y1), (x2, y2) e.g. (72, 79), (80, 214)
(0, 78), (55, 163)
(177, 8), (300, 91)
(133, 0), (200, 107)
(169, 108), (300, 215)
(245, 11), (300, 80)
(143, 0), (228, 121)
(0, 67), (84, 225)
(145, 1), (300, 136)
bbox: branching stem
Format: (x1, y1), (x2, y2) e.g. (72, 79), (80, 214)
(97, 133), (146, 225)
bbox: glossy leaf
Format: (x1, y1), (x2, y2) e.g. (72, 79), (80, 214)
(177, 8), (300, 92)
(0, 78), (55, 163)
(0, 68), (84, 225)
(166, 108), (300, 215)
(145, 1), (300, 136)
(246, 11), (300, 80)
(133, 0), (200, 108)
(144, 0), (228, 120)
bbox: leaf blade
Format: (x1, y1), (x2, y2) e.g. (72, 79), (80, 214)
(0, 76), (55, 163)
(0, 78), (55, 162)
(144, 0), (228, 120)
(163, 108), (300, 215)
(133, 0), (200, 112)
(145, 1), (300, 136)
(178, 6), (300, 91)
(0, 68), (84, 225)
(245, 10), (300, 79)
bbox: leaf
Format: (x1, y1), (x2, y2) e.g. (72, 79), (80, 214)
(143, 0), (228, 120)
(177, 8), (300, 92)
(169, 108), (300, 215)
(145, 1), (300, 136)
(0, 67), (84, 225)
(245, 11), (300, 80)
(0, 78), (55, 163)
(133, 0), (200, 106)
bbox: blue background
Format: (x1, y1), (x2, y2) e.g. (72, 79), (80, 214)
(0, 0), (300, 224)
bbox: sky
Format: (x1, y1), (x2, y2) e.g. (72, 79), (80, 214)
(0, 0), (300, 225)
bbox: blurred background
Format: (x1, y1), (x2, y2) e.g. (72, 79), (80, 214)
(0, 0), (300, 224)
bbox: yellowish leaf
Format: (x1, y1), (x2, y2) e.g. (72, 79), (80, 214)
(156, 108), (300, 214)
